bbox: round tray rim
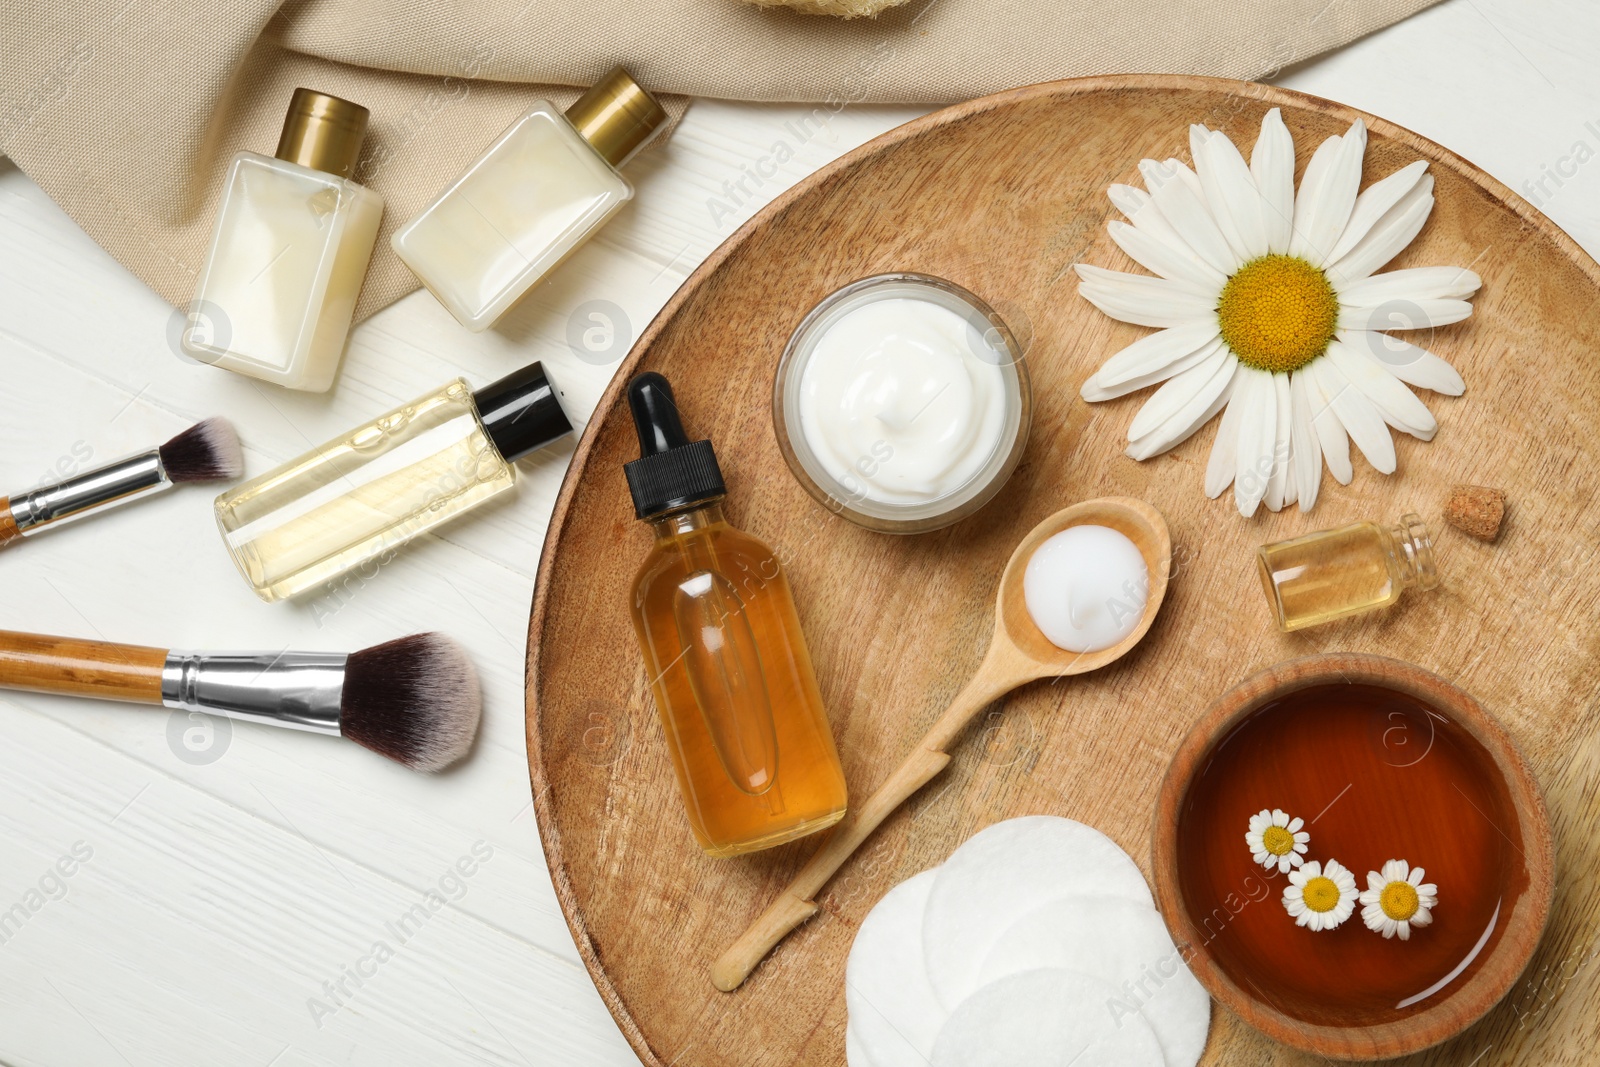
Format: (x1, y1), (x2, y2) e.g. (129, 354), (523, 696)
(525, 73), (1597, 1067)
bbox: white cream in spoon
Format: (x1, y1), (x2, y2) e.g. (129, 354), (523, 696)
(1023, 525), (1149, 653)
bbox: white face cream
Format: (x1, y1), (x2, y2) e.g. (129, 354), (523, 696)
(776, 275), (1030, 533)
(1023, 525), (1149, 653)
(798, 299), (1007, 504)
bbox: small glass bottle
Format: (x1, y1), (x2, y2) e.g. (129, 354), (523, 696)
(215, 361), (571, 602)
(624, 373), (848, 857)
(1258, 513), (1439, 632)
(182, 89), (385, 391)
(391, 65), (668, 332)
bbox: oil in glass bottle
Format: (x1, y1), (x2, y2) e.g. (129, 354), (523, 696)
(216, 361), (571, 602)
(624, 372), (848, 857)
(1258, 513), (1439, 631)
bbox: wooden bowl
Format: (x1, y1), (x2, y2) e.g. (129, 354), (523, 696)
(1152, 654), (1554, 1060)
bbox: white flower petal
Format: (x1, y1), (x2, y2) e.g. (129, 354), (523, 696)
(1301, 363), (1353, 484)
(1325, 160), (1429, 264)
(1107, 220), (1228, 289)
(1139, 157), (1239, 275)
(1192, 125), (1269, 262)
(1337, 330), (1465, 396)
(1082, 340), (1221, 402)
(1086, 320), (1222, 390)
(1327, 340), (1438, 440)
(1109, 183), (1221, 275)
(1311, 357), (1397, 474)
(1127, 346), (1229, 440)
(1204, 379), (1246, 498)
(1126, 354), (1238, 459)
(1326, 174), (1435, 283)
(1336, 265), (1482, 305)
(1289, 369), (1323, 511)
(1233, 367), (1278, 516)
(1165, 157), (1207, 202)
(1250, 108), (1296, 254)
(1290, 120), (1367, 265)
(1263, 373), (1293, 512)
(1075, 265), (1218, 328)
(1338, 298), (1473, 331)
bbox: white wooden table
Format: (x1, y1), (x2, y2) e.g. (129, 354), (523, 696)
(1, 2), (1596, 1063)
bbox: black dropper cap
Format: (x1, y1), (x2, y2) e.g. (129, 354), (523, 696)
(623, 372), (725, 519)
(473, 361), (573, 462)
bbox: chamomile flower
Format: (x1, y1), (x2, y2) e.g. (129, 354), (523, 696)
(1245, 808), (1309, 872)
(1076, 109), (1479, 516)
(1283, 858), (1357, 931)
(1360, 859), (1438, 940)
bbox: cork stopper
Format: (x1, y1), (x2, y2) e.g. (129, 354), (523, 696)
(1443, 485), (1506, 541)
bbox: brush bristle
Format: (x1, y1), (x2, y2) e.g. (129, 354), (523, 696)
(340, 633), (481, 772)
(158, 417), (243, 483)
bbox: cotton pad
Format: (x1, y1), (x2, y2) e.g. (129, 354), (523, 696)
(931, 968), (1166, 1067)
(922, 816), (1153, 1008)
(845, 869), (946, 1067)
(977, 897), (1210, 1067)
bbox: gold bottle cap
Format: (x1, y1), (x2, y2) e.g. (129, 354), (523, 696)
(564, 66), (668, 170)
(274, 88), (370, 180)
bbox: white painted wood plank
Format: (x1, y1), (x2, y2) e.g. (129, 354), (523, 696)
(0, 703), (636, 1067)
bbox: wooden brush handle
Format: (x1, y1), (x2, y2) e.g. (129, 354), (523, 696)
(0, 630), (168, 704)
(0, 499), (19, 547)
(710, 645), (1027, 992)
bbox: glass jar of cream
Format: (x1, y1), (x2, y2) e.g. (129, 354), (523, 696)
(773, 274), (1030, 533)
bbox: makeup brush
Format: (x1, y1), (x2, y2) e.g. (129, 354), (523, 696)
(0, 418), (244, 547)
(0, 629), (480, 772)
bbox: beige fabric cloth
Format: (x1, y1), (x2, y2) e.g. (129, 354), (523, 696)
(3, 0), (1440, 323)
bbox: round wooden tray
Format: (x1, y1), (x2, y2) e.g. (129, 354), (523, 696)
(527, 75), (1600, 1066)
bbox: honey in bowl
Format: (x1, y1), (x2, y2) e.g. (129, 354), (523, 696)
(1176, 682), (1528, 1027)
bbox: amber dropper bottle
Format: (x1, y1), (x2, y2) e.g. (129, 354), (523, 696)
(624, 373), (848, 857)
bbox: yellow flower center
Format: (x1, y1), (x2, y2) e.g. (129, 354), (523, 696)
(1216, 254), (1339, 373)
(1260, 825), (1295, 857)
(1380, 880), (1420, 921)
(1302, 875), (1341, 913)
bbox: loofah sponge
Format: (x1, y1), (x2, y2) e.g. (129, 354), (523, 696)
(740, 0), (911, 17)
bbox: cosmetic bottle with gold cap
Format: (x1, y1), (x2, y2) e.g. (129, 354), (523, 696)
(391, 65), (667, 332)
(182, 88), (384, 391)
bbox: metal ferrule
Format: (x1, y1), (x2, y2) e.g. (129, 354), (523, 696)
(12, 450), (169, 535)
(160, 651), (349, 735)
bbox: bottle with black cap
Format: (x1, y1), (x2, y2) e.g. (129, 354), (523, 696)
(624, 371), (848, 857)
(216, 360), (572, 602)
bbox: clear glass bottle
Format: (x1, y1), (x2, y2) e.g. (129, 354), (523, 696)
(391, 65), (667, 332)
(215, 361), (571, 602)
(624, 373), (848, 857)
(1258, 513), (1439, 631)
(182, 89), (384, 392)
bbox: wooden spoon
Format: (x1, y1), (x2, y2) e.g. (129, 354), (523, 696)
(711, 496), (1172, 991)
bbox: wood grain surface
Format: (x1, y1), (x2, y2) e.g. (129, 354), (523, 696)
(526, 75), (1600, 1067)
(0, 499), (19, 547)
(0, 630), (167, 704)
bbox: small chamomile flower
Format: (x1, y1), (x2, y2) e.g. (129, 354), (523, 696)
(1360, 859), (1437, 940)
(1284, 858), (1357, 931)
(1245, 808), (1309, 872)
